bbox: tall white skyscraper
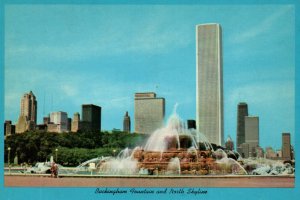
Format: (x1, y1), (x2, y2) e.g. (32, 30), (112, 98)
(196, 23), (224, 146)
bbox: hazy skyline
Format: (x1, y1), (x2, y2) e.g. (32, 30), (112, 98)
(5, 5), (295, 149)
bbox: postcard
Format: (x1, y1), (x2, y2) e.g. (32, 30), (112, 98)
(1, 1), (299, 200)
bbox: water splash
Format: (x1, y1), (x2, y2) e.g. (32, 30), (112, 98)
(99, 157), (138, 175)
(213, 149), (248, 175)
(144, 112), (211, 152)
(117, 148), (132, 159)
(71, 107), (293, 176)
(167, 157), (181, 175)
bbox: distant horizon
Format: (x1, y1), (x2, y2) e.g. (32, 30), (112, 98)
(4, 5), (295, 150)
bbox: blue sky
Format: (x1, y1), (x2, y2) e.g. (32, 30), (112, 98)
(4, 4), (295, 150)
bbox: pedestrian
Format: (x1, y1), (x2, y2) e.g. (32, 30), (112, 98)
(51, 162), (58, 178)
(54, 163), (58, 178)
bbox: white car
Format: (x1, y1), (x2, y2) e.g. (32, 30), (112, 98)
(26, 162), (60, 174)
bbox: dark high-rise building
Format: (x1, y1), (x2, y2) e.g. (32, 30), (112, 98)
(82, 104), (101, 132)
(187, 120), (196, 129)
(123, 111), (131, 133)
(282, 133), (291, 160)
(67, 118), (72, 131)
(237, 102), (248, 152)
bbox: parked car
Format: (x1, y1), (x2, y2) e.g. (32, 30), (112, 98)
(26, 162), (60, 174)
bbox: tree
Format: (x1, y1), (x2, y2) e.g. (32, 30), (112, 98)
(4, 130), (146, 165)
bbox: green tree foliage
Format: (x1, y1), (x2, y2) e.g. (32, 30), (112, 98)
(4, 131), (147, 166)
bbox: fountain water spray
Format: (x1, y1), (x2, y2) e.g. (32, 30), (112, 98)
(71, 106), (293, 176)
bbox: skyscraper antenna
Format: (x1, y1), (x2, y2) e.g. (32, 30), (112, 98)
(51, 94), (53, 112)
(155, 84), (159, 93)
(43, 93), (45, 116)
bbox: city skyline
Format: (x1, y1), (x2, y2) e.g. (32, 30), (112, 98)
(4, 5), (295, 149)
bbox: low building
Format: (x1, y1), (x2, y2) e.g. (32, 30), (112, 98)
(265, 147), (277, 159)
(49, 111), (69, 133)
(255, 146), (264, 158)
(36, 124), (47, 132)
(225, 136), (234, 151)
(239, 143), (250, 158)
(47, 123), (59, 133)
(15, 116), (35, 133)
(187, 120), (196, 129)
(276, 149), (282, 158)
(4, 120), (15, 136)
(43, 116), (50, 125)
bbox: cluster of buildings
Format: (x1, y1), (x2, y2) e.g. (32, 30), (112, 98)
(236, 103), (261, 158)
(41, 104), (102, 133)
(4, 23), (294, 161)
(4, 93), (103, 134)
(4, 91), (165, 135)
(224, 102), (294, 160)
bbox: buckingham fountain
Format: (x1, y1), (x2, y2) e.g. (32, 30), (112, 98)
(73, 110), (258, 176)
(59, 109), (295, 176)
(72, 109), (295, 176)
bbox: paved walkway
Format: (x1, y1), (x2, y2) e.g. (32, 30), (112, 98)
(5, 175), (294, 187)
